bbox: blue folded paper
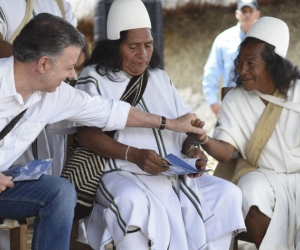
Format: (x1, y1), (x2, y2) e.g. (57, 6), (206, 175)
(2, 159), (53, 181)
(163, 153), (211, 175)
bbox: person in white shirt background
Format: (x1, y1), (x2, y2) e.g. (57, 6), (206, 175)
(202, 0), (260, 118)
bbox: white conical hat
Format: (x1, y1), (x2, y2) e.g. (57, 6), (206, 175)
(107, 0), (151, 40)
(246, 16), (289, 58)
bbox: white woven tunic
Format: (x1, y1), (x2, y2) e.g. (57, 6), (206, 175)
(214, 83), (300, 250)
(76, 66), (246, 250)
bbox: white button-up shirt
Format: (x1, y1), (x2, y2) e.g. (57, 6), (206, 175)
(0, 57), (130, 171)
(202, 23), (246, 106)
(0, 0), (78, 175)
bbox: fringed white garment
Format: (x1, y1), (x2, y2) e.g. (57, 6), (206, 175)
(77, 67), (245, 250)
(85, 172), (245, 250)
(214, 82), (300, 250)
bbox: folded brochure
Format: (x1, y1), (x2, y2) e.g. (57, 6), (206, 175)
(163, 153), (211, 175)
(2, 158), (53, 181)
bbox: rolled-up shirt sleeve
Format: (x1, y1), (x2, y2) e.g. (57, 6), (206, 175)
(46, 83), (130, 133)
(102, 98), (130, 131)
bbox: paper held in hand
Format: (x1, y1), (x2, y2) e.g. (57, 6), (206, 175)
(2, 159), (53, 181)
(163, 153), (211, 175)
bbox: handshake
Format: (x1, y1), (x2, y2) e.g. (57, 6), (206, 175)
(167, 112), (208, 144)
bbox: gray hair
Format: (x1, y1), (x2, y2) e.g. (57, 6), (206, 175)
(13, 13), (85, 63)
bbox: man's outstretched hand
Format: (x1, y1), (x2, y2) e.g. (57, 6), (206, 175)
(187, 118), (208, 144)
(166, 113), (206, 136)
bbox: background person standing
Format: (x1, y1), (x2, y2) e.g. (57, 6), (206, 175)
(202, 0), (260, 117)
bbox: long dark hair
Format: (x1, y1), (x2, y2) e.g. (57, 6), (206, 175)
(84, 30), (160, 81)
(232, 37), (300, 98)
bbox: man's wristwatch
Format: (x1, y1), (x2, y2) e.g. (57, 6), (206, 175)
(186, 142), (201, 157)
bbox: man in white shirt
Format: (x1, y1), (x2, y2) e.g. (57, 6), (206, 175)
(0, 3), (82, 248)
(0, 0), (77, 177)
(0, 13), (203, 249)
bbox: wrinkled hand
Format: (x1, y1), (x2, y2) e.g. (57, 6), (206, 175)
(187, 149), (208, 178)
(0, 172), (14, 194)
(132, 149), (169, 175)
(187, 118), (207, 144)
(168, 113), (206, 136)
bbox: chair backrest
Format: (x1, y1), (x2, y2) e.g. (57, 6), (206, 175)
(0, 218), (28, 250)
(215, 87), (255, 249)
(221, 87), (234, 100)
(213, 86), (236, 181)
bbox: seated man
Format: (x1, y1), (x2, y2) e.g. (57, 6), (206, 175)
(0, 0), (78, 178)
(75, 0), (245, 249)
(194, 17), (300, 249)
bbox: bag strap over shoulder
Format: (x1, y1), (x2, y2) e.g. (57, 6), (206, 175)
(8, 0), (66, 44)
(0, 109), (27, 141)
(8, 0), (34, 44)
(245, 89), (283, 166)
(55, 0), (66, 20)
(231, 89), (284, 184)
(120, 70), (148, 106)
(104, 70), (149, 138)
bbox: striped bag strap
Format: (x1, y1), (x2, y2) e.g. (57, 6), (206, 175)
(0, 109), (27, 141)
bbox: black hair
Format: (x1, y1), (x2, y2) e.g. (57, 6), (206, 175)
(232, 37), (300, 98)
(84, 30), (160, 81)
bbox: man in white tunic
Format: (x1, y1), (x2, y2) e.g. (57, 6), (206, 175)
(0, 13), (203, 250)
(193, 17), (300, 250)
(75, 0), (246, 249)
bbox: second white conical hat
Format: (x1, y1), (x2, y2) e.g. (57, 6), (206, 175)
(246, 16), (289, 58)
